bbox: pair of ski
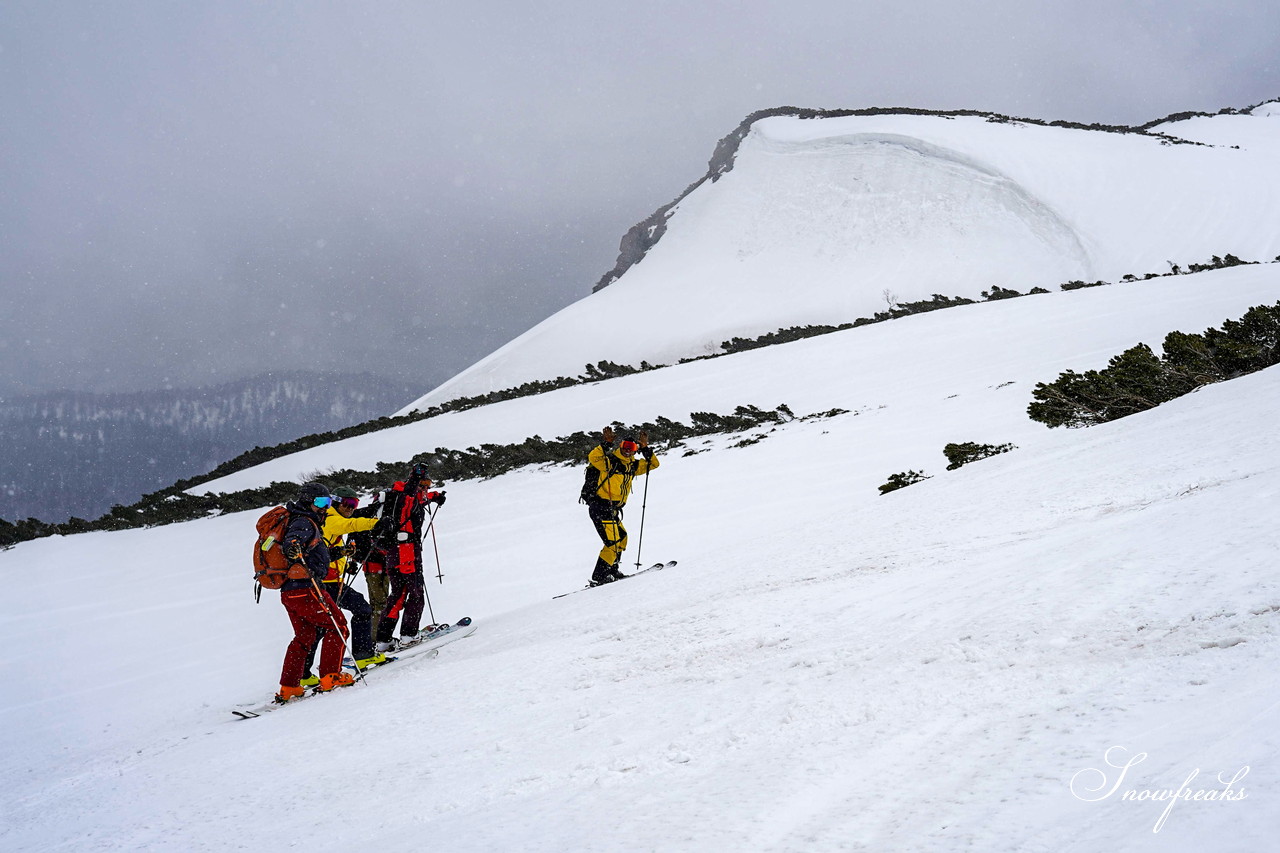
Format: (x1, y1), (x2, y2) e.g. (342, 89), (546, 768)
(552, 560), (678, 599)
(343, 616), (474, 667)
(231, 617), (477, 720)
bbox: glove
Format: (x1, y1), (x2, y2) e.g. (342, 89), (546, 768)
(344, 561), (361, 578)
(284, 542), (304, 562)
(428, 491), (447, 507)
(341, 541), (358, 559)
(601, 426), (615, 445)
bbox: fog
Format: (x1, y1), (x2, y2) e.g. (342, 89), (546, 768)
(2, 0), (1277, 399)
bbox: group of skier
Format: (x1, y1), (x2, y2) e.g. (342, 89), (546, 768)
(273, 464), (446, 703)
(268, 426), (658, 704)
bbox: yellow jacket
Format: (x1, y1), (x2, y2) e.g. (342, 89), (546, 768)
(322, 511), (379, 581)
(587, 445), (659, 505)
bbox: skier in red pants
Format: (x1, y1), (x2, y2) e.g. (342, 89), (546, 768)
(276, 482), (355, 703)
(372, 464), (446, 652)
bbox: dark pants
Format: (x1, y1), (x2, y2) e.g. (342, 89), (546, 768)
(303, 582), (374, 673)
(280, 586), (349, 687)
(366, 568), (389, 640)
(376, 569), (426, 642)
(588, 499), (627, 582)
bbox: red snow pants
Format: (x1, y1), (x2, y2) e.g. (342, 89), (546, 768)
(280, 586), (349, 687)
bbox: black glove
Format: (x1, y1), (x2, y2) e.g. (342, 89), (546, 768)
(344, 561), (361, 578)
(430, 491), (447, 507)
(640, 446), (654, 459)
(284, 542), (304, 562)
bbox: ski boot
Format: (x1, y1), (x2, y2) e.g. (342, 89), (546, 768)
(274, 684), (305, 704)
(316, 672), (355, 692)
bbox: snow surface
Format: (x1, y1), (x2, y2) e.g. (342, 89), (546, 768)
(403, 107), (1280, 411)
(4, 264), (1279, 851)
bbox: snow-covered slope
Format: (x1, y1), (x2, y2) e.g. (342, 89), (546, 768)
(197, 263), (1280, 496)
(403, 104), (1280, 411)
(4, 263), (1279, 851)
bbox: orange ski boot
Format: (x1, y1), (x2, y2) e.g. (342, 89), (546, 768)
(316, 672), (355, 692)
(274, 684), (305, 704)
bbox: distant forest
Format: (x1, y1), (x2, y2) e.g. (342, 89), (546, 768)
(1, 372), (416, 524)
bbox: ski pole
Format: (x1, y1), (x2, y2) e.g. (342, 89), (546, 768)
(415, 507), (440, 624)
(419, 543), (438, 626)
(422, 577), (437, 627)
(425, 505), (444, 583)
(633, 468), (651, 571)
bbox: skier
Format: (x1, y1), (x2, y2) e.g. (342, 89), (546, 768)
(372, 464), (447, 652)
(298, 486), (386, 686)
(276, 482), (355, 703)
(347, 490), (387, 645)
(582, 426), (659, 586)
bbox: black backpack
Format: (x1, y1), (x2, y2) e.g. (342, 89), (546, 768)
(579, 459), (600, 504)
(579, 445), (631, 504)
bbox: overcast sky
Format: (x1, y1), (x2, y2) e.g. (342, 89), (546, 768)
(2, 1), (1277, 400)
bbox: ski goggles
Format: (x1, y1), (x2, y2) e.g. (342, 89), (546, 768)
(336, 496), (359, 509)
(619, 440), (639, 455)
(312, 496), (333, 509)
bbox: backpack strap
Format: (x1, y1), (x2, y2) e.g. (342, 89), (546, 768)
(285, 512), (322, 552)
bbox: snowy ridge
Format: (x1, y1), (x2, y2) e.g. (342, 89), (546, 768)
(404, 106), (1280, 411)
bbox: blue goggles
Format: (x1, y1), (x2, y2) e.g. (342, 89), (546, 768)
(312, 496), (333, 509)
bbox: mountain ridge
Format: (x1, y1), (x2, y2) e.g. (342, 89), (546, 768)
(592, 97), (1280, 294)
(407, 98), (1280, 413)
(0, 371), (415, 523)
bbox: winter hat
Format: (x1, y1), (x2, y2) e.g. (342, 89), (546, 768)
(333, 486), (359, 499)
(298, 481), (331, 504)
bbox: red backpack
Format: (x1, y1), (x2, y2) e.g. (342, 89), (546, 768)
(252, 507), (318, 592)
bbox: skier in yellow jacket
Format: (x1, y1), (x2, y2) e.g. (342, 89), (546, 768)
(583, 426), (659, 586)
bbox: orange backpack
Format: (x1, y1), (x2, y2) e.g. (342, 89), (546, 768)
(252, 507), (319, 591)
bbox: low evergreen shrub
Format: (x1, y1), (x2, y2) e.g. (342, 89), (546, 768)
(943, 442), (1017, 470)
(878, 470), (931, 495)
(1028, 302), (1280, 428)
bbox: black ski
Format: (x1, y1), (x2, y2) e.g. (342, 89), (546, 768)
(552, 561), (678, 599)
(232, 619), (476, 720)
(230, 649), (440, 720)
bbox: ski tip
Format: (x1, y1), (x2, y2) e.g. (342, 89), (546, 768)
(457, 616), (473, 626)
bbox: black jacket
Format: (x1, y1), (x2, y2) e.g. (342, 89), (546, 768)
(280, 500), (332, 591)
